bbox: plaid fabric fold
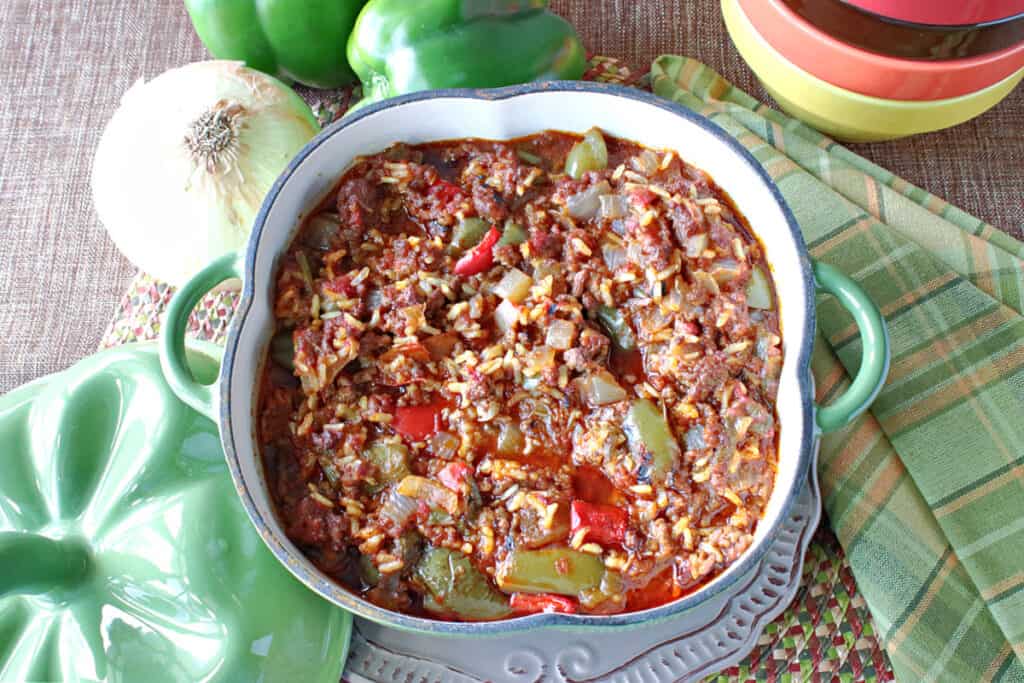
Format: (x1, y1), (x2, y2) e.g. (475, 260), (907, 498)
(650, 55), (1024, 682)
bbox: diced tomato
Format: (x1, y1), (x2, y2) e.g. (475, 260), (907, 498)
(624, 566), (677, 611)
(572, 466), (617, 506)
(570, 500), (629, 546)
(392, 400), (445, 441)
(453, 226), (501, 276)
(509, 592), (578, 615)
(430, 180), (464, 205)
(609, 347), (644, 382)
(438, 461), (472, 492)
(323, 275), (356, 297)
(628, 187), (657, 208)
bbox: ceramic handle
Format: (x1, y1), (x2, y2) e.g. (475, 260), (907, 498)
(160, 251), (243, 420)
(812, 260), (890, 433)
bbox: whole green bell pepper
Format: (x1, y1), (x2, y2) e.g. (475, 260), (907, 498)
(184, 0), (367, 88)
(347, 0), (587, 111)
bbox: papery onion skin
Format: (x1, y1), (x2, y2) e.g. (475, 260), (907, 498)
(91, 61), (319, 285)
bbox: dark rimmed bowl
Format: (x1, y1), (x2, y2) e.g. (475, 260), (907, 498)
(783, 0), (1024, 59)
(749, 0), (1024, 100)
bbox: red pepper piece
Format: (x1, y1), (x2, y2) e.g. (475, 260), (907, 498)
(510, 592), (578, 615)
(453, 226), (501, 276)
(392, 400), (445, 441)
(438, 461), (472, 492)
(570, 500), (629, 546)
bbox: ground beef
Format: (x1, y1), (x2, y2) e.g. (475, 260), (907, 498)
(258, 129), (782, 621)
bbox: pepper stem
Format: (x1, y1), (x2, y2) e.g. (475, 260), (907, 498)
(0, 532), (91, 600)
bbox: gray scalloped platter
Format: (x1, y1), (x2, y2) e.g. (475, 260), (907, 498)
(342, 448), (820, 683)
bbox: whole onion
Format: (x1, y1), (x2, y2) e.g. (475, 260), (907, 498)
(92, 61), (320, 285)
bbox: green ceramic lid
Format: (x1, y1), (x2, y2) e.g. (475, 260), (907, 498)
(0, 342), (351, 682)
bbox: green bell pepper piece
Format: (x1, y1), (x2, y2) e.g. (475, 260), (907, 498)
(364, 440), (411, 492)
(565, 128), (608, 179)
(451, 217), (491, 251)
(623, 399), (681, 483)
(347, 0), (587, 111)
(416, 547), (512, 620)
(596, 305), (636, 350)
(184, 0), (367, 88)
(496, 547), (605, 596)
(498, 221), (529, 247)
(515, 148), (543, 166)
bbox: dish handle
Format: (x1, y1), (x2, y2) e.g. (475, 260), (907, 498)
(812, 260), (890, 433)
(160, 251), (244, 420)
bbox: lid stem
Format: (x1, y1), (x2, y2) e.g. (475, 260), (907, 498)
(0, 532), (91, 600)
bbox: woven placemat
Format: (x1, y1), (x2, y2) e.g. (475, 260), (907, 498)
(99, 57), (895, 683)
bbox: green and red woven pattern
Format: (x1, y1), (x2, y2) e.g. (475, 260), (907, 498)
(104, 55), (1024, 681)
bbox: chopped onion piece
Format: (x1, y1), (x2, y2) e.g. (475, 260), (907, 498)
(396, 475), (460, 515)
(746, 266), (773, 309)
(525, 345), (557, 376)
(685, 425), (705, 451)
(579, 370), (627, 405)
(545, 319), (577, 350)
(601, 241), (627, 270)
(532, 259), (561, 282)
(692, 270), (720, 296)
(685, 233), (708, 258)
(598, 194), (629, 219)
(665, 278), (686, 311)
(755, 331), (772, 360)
(631, 150), (659, 176)
(495, 298), (520, 333)
(566, 181), (611, 219)
(710, 258), (742, 284)
(380, 490), (417, 527)
(493, 268), (533, 304)
(430, 431), (460, 459)
(497, 422), (525, 455)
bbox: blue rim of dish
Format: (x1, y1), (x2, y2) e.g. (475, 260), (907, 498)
(219, 80), (817, 635)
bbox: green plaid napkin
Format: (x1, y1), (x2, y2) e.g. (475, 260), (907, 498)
(650, 55), (1024, 682)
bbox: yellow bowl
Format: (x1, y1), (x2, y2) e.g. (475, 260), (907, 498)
(722, 0), (1024, 142)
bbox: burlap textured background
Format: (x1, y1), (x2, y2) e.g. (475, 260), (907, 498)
(1, 0), (1021, 394)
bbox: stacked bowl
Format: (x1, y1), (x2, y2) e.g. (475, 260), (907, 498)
(722, 0), (1024, 141)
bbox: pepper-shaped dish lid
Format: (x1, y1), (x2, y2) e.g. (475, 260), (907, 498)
(0, 342), (350, 682)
